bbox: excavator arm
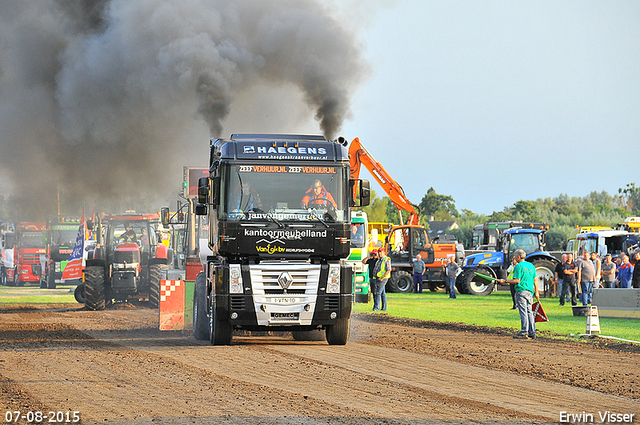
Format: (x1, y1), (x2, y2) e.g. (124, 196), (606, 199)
(348, 137), (420, 226)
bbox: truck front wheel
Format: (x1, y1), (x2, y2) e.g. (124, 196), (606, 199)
(209, 299), (232, 345)
(326, 317), (349, 345)
(74, 284), (86, 304)
(85, 266), (107, 311)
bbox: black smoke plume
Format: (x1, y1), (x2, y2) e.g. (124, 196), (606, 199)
(0, 0), (367, 218)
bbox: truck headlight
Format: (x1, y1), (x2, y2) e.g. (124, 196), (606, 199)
(327, 265), (340, 293)
(229, 265), (243, 294)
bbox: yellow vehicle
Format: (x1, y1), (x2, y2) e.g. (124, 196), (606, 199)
(618, 217), (640, 233)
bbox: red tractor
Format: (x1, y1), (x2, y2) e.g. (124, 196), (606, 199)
(83, 213), (170, 311)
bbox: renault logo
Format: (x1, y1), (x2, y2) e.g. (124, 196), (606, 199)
(277, 272), (293, 290)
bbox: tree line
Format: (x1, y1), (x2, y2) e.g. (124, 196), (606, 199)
(356, 183), (640, 251)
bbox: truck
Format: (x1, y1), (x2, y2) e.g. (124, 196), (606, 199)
(458, 227), (560, 296)
(346, 211), (371, 303)
(566, 228), (640, 260)
(617, 217), (640, 234)
(41, 215), (83, 289)
(5, 223), (46, 286)
(193, 134), (370, 345)
(83, 212), (170, 310)
(348, 137), (458, 293)
(470, 221), (549, 251)
(0, 222), (13, 285)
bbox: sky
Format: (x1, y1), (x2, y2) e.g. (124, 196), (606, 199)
(0, 1), (638, 217)
(336, 0), (640, 215)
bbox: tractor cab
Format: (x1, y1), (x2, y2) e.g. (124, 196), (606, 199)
(498, 229), (545, 263)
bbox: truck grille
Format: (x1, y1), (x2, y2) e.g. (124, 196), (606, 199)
(249, 262), (320, 295)
(114, 250), (140, 264)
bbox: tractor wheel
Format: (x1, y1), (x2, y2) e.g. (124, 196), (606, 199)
(209, 298), (232, 345)
(326, 317), (350, 345)
(148, 264), (162, 309)
(387, 271), (414, 293)
(192, 272), (209, 341)
(292, 330), (326, 341)
(531, 259), (556, 296)
(74, 284), (86, 304)
(456, 272), (469, 294)
(462, 268), (495, 296)
(85, 266), (107, 311)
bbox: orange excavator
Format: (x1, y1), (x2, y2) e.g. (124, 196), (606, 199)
(349, 137), (458, 292)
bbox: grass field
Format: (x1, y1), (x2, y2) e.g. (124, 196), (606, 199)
(352, 291), (640, 343)
(0, 285), (79, 305)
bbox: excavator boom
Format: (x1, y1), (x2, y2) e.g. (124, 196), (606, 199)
(348, 137), (420, 226)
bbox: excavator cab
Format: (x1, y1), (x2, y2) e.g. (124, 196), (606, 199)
(387, 225), (434, 266)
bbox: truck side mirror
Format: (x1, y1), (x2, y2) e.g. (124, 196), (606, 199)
(195, 204), (208, 216)
(349, 179), (370, 207)
(86, 219), (94, 231)
(197, 177), (209, 205)
(160, 207), (170, 226)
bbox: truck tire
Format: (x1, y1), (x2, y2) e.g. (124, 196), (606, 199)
(292, 330), (326, 341)
(85, 266), (107, 311)
(74, 284), (86, 304)
(148, 264), (162, 309)
(387, 271), (413, 293)
(461, 267), (495, 296)
(209, 300), (232, 345)
(531, 259), (556, 296)
(193, 273), (209, 341)
(326, 317), (349, 345)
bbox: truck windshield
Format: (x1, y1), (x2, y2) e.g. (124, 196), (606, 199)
(51, 227), (78, 246)
(221, 164), (348, 223)
(20, 231), (45, 248)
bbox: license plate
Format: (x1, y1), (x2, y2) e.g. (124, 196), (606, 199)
(269, 297), (296, 304)
(271, 312), (299, 320)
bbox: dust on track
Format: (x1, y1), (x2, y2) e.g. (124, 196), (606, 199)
(0, 305), (638, 424)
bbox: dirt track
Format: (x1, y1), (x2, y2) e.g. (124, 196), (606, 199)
(1, 305), (639, 424)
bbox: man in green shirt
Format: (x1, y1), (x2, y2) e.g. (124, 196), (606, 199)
(498, 249), (540, 339)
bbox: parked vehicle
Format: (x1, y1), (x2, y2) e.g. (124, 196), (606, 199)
(348, 137), (459, 293)
(458, 227), (560, 295)
(6, 223), (46, 286)
(41, 215), (82, 289)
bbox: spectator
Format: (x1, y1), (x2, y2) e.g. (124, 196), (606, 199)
(577, 251), (595, 305)
(362, 249), (379, 304)
(632, 252), (640, 289)
(373, 247), (391, 312)
(600, 254), (616, 289)
(562, 253), (578, 306)
(497, 249), (539, 340)
(555, 254), (567, 305)
(443, 256), (461, 299)
(591, 252), (602, 288)
(618, 254), (633, 288)
(412, 254), (426, 293)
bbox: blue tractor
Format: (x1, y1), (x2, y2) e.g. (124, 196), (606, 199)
(457, 228), (560, 295)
